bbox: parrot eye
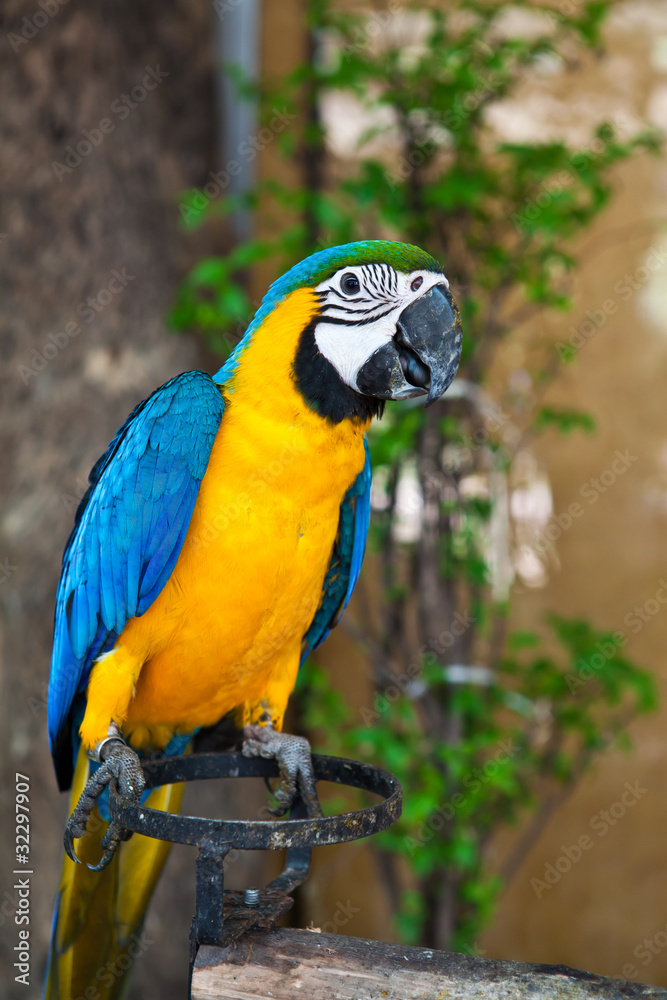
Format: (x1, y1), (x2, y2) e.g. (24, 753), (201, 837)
(340, 272), (361, 295)
(411, 276), (423, 291)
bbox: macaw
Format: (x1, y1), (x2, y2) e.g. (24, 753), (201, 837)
(44, 240), (462, 998)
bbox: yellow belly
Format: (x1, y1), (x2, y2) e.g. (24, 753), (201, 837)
(123, 426), (360, 738)
(79, 287), (370, 751)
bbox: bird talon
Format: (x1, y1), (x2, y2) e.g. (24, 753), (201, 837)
(86, 819), (127, 871)
(63, 739), (144, 869)
(64, 828), (81, 865)
(267, 781), (295, 817)
(87, 848), (116, 873)
(268, 801), (290, 818)
(242, 724), (322, 818)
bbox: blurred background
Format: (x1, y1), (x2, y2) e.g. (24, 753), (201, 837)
(2, 0), (667, 996)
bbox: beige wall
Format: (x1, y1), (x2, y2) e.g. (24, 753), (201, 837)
(483, 5), (667, 983)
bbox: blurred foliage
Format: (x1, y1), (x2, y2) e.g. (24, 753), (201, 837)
(532, 406), (597, 435)
(299, 613), (656, 946)
(171, 0), (660, 951)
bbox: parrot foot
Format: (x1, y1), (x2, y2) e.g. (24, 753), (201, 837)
(242, 724), (323, 819)
(64, 736), (145, 871)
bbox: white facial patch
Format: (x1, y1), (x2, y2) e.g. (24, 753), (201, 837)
(313, 264), (447, 390)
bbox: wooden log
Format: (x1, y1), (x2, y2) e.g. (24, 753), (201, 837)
(191, 927), (666, 999)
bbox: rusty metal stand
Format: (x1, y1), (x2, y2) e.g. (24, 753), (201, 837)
(107, 751), (402, 994)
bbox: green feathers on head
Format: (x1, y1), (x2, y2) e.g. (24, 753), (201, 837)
(285, 240), (442, 289)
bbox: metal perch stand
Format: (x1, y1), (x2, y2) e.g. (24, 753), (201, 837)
(107, 750), (402, 993)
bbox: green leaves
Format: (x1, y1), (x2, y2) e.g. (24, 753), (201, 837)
(532, 406), (597, 436)
(545, 613), (658, 714)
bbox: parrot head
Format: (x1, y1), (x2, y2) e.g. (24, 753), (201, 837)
(218, 240), (463, 422)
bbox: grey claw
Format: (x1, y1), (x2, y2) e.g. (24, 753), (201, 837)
(242, 724), (323, 819)
(268, 800), (290, 818)
(64, 827), (81, 865)
(63, 740), (144, 869)
(87, 820), (122, 871)
(266, 779), (295, 817)
(88, 848), (116, 873)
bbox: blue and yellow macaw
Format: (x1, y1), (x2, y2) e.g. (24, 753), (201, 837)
(44, 240), (462, 998)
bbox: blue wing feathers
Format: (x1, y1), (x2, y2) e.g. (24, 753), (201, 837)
(302, 439), (372, 660)
(138, 490), (194, 605)
(48, 371), (224, 789)
(125, 525), (142, 617)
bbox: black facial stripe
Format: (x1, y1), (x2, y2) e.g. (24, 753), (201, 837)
(327, 289), (367, 303)
(324, 302), (387, 317)
(321, 295), (392, 316)
(368, 263), (391, 294)
(316, 304), (397, 327)
(363, 283), (385, 299)
(326, 283), (386, 305)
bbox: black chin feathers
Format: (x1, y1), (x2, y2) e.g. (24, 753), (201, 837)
(293, 319), (384, 424)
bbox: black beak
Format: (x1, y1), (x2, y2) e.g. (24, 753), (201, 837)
(356, 283), (462, 407)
